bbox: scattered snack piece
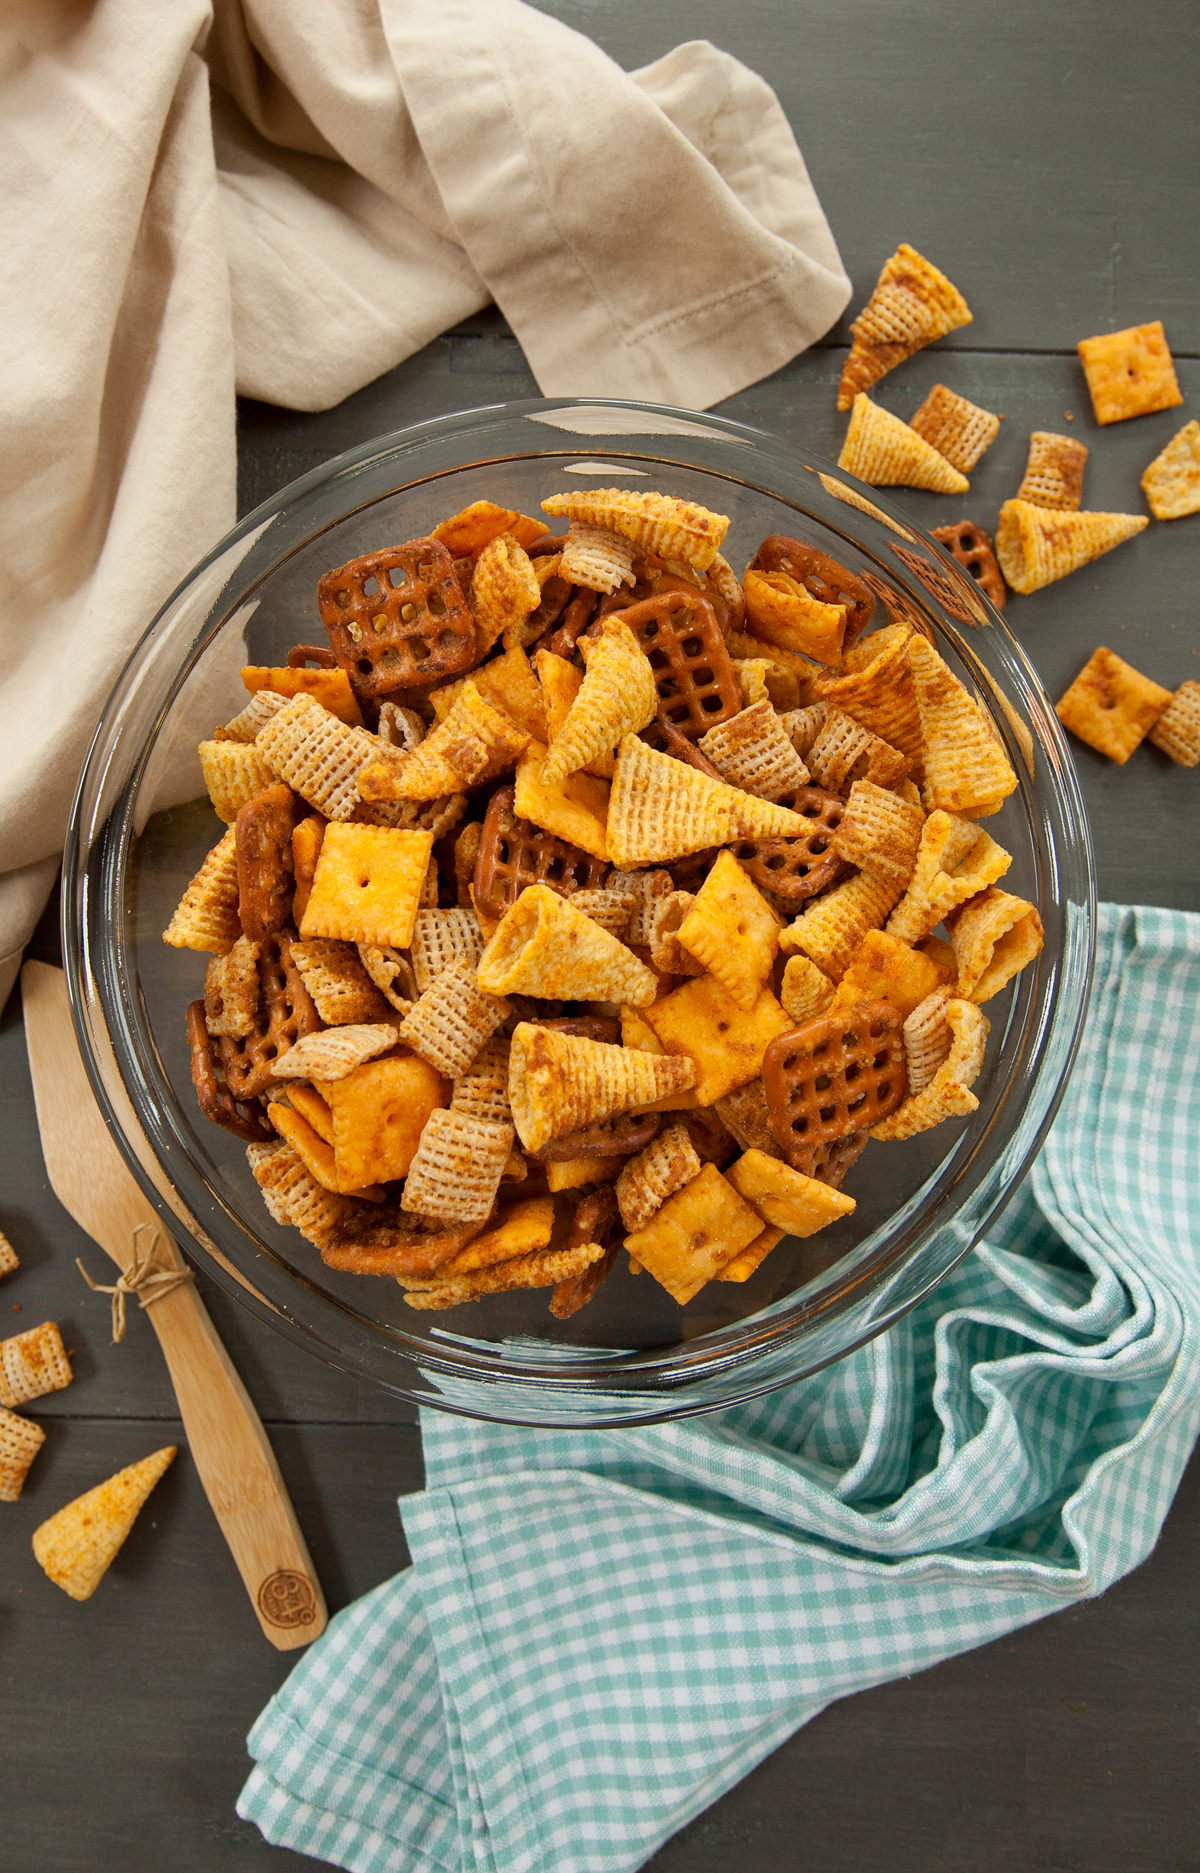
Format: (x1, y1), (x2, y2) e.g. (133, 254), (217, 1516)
(542, 618), (657, 785)
(546, 1155), (626, 1192)
(726, 1148), (856, 1236)
(996, 499), (1148, 595)
(838, 395), (969, 495)
(830, 779), (925, 886)
(241, 663), (363, 727)
(401, 1240), (606, 1310)
(199, 741), (281, 824)
(1148, 681), (1200, 767)
(946, 889), (1044, 1003)
(1015, 432), (1089, 511)
(541, 489), (730, 572)
(712, 1079), (783, 1158)
(401, 1107), (515, 1223)
(887, 812), (1010, 944)
(907, 635), (1018, 816)
(433, 499), (541, 557)
(781, 869), (904, 981)
(615, 1121), (703, 1232)
(163, 827), (240, 953)
(204, 936), (262, 1038)
(607, 735), (815, 866)
(0, 1405), (45, 1502)
(1077, 320), (1184, 426)
(559, 521), (637, 596)
(477, 783), (608, 918)
(325, 1051), (449, 1195)
(513, 742), (612, 861)
(398, 958), (510, 1077)
(647, 889), (705, 977)
(645, 974), (791, 1106)
(0, 1322), (73, 1408)
(1141, 420), (1200, 521)
(249, 1143), (348, 1248)
(291, 816), (326, 927)
(909, 384), (1001, 474)
(289, 938), (392, 1026)
(780, 954), (836, 1025)
(568, 888), (634, 936)
(469, 532), (541, 653)
(872, 999), (988, 1140)
(32, 1446), (177, 1601)
(477, 884), (657, 1006)
(676, 851), (780, 1010)
(1054, 646), (1172, 764)
(902, 987), (954, 1095)
(300, 824), (434, 948)
(272, 1023), (397, 1084)
(830, 928), (948, 1018)
(507, 1023), (693, 1153)
(930, 522), (1006, 612)
(222, 688), (290, 743)
(837, 244), (972, 411)
(762, 1002), (906, 1171)
(358, 944), (416, 1015)
(317, 538), (477, 701)
(0, 1230), (18, 1279)
(624, 1162), (762, 1304)
(698, 701), (811, 802)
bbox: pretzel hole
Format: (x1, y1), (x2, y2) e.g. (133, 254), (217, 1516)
(648, 648), (670, 671)
(810, 838), (828, 855)
(815, 1074), (831, 1091)
(357, 658), (373, 675)
(372, 615), (389, 634)
(702, 694), (724, 714)
(819, 1106), (836, 1123)
(400, 603), (417, 624)
(426, 590), (446, 617)
(409, 636), (431, 660)
(544, 858), (566, 882)
(873, 1051), (889, 1069)
(682, 636), (704, 658)
(438, 630), (460, 652)
(386, 566), (407, 588)
(417, 562), (436, 580)
(363, 576), (379, 597)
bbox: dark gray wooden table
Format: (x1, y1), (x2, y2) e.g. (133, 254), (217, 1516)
(4, 4), (1198, 1868)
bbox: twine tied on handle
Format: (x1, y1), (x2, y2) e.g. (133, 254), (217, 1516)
(76, 1225), (194, 1343)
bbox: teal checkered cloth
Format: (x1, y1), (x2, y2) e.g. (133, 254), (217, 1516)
(239, 904), (1200, 1873)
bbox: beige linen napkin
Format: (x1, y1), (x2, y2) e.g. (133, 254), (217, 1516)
(0, 0), (850, 1009)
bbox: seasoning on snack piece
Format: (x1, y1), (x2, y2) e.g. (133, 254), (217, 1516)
(359, 685), (530, 804)
(909, 385), (1001, 474)
(401, 1239), (607, 1311)
(222, 689), (290, 744)
(837, 244), (973, 412)
(1141, 420), (1200, 521)
(1077, 320), (1184, 426)
(830, 779), (925, 886)
(676, 851), (781, 1010)
(567, 888), (634, 936)
(468, 532), (541, 653)
(398, 958), (510, 1078)
(477, 884), (658, 1006)
(320, 1055), (449, 1194)
(644, 974), (791, 1107)
(507, 1023), (693, 1155)
(541, 489), (730, 572)
(401, 1108), (515, 1224)
(838, 395), (969, 496)
(255, 692), (380, 821)
(1015, 432), (1089, 512)
(779, 953), (836, 1026)
(0, 1322), (73, 1408)
(762, 1001), (906, 1172)
(907, 635), (1018, 817)
(1054, 646), (1172, 764)
(0, 1230), (18, 1279)
(408, 907), (484, 994)
(32, 1446), (176, 1601)
(288, 938), (394, 1026)
(235, 783), (299, 941)
(606, 735), (816, 867)
(241, 663), (363, 728)
(432, 499), (543, 557)
(712, 1079), (784, 1159)
(930, 523), (1006, 613)
(946, 888), (1044, 1003)
(615, 1121), (702, 1233)
(830, 929), (948, 1018)
(0, 1406), (45, 1502)
(267, 1101), (384, 1199)
(716, 1224), (787, 1283)
(300, 824), (434, 949)
(432, 1196), (556, 1275)
(698, 701), (811, 802)
(872, 999), (988, 1140)
(249, 1142), (345, 1247)
(203, 935), (261, 1039)
(742, 567), (846, 667)
(624, 1162), (763, 1304)
(558, 521), (637, 596)
(647, 890), (705, 977)
(886, 812), (1011, 945)
(542, 618), (657, 785)
(806, 708), (910, 793)
(901, 987), (954, 1094)
(750, 536), (877, 655)
(513, 742), (612, 861)
(726, 1148), (856, 1238)
(779, 870), (904, 981)
(1148, 681), (1200, 767)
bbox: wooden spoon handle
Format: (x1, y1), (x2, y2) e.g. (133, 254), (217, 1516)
(143, 1270), (327, 1648)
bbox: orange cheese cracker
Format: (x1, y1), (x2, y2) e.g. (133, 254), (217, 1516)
(300, 823), (433, 947)
(1055, 647), (1172, 764)
(1077, 320), (1184, 426)
(242, 664), (362, 727)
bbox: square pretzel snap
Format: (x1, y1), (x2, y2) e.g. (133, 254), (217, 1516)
(300, 824), (434, 947)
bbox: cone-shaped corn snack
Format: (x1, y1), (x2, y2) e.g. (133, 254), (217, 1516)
(470, 532), (541, 653)
(607, 734), (815, 866)
(507, 1023), (695, 1154)
(886, 811), (1011, 944)
(837, 244), (972, 411)
(360, 686), (530, 803)
(995, 500), (1148, 595)
(839, 396), (969, 495)
(32, 1446), (177, 1601)
(907, 635), (1017, 816)
(477, 883), (658, 1006)
(541, 489), (729, 572)
(542, 618), (657, 785)
(946, 887), (1043, 1003)
(816, 623), (921, 764)
(1141, 420), (1200, 521)
(779, 869), (903, 981)
(908, 384), (1000, 473)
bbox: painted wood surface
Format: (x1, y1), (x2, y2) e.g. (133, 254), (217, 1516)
(3, 1), (1198, 1866)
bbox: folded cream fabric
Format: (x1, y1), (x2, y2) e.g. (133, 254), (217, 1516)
(0, 0), (850, 1010)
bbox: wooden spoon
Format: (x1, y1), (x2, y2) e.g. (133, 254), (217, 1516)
(21, 961), (327, 1650)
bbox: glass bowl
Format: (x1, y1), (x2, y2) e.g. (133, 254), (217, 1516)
(64, 398), (1094, 1427)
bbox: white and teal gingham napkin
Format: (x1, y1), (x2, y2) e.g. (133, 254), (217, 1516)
(239, 903), (1200, 1873)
